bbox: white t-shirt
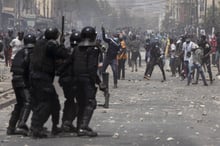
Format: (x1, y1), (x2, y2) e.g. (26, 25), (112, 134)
(182, 41), (197, 61)
(10, 38), (23, 59)
(170, 43), (176, 58)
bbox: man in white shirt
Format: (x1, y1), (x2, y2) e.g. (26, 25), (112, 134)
(169, 39), (176, 76)
(10, 32), (24, 61)
(181, 38), (197, 80)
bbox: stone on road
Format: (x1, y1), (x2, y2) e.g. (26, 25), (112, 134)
(0, 64), (220, 146)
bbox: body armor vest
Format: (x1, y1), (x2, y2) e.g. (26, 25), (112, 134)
(31, 39), (56, 76)
(73, 46), (100, 82)
(11, 48), (31, 87)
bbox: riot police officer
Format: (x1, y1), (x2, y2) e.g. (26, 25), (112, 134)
(59, 31), (81, 132)
(7, 34), (36, 136)
(71, 26), (100, 137)
(30, 28), (69, 138)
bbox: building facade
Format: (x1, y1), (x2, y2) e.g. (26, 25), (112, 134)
(166, 0), (220, 32)
(0, 0), (55, 31)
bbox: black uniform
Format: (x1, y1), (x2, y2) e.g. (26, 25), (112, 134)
(30, 28), (69, 138)
(59, 31), (81, 132)
(72, 26), (100, 137)
(7, 34), (36, 136)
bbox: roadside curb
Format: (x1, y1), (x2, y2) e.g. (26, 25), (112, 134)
(0, 89), (15, 109)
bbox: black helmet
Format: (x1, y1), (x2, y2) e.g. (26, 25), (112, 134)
(146, 38), (150, 44)
(44, 27), (59, 40)
(81, 26), (97, 41)
(8, 29), (13, 37)
(70, 31), (81, 47)
(201, 35), (206, 40)
(186, 38), (191, 44)
(24, 34), (36, 48)
(8, 29), (13, 33)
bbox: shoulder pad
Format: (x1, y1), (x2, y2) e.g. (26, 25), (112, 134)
(78, 39), (96, 47)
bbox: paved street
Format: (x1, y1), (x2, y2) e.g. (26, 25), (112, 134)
(0, 61), (220, 146)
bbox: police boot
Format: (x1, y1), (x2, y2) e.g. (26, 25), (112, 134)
(7, 110), (20, 135)
(15, 127), (29, 136)
(210, 77), (213, 84)
(30, 127), (48, 138)
(77, 108), (97, 137)
(61, 121), (77, 133)
(17, 108), (31, 136)
(51, 124), (62, 135)
(7, 119), (17, 135)
(77, 127), (98, 137)
(7, 127), (29, 136)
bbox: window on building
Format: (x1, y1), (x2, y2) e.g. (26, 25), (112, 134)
(3, 0), (15, 8)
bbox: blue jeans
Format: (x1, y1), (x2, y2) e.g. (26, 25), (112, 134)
(188, 63), (207, 85)
(102, 58), (118, 85)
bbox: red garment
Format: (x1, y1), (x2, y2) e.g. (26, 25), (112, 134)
(210, 36), (217, 53)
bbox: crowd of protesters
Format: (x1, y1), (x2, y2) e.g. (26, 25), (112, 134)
(0, 25), (219, 139)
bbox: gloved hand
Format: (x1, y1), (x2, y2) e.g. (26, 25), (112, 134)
(205, 44), (210, 48)
(60, 36), (65, 44)
(99, 82), (107, 91)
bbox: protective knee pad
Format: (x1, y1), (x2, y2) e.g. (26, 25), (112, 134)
(88, 99), (97, 110)
(31, 102), (51, 128)
(63, 99), (78, 122)
(63, 86), (77, 99)
(23, 89), (32, 103)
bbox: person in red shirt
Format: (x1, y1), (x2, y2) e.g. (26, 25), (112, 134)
(210, 34), (217, 65)
(215, 32), (220, 75)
